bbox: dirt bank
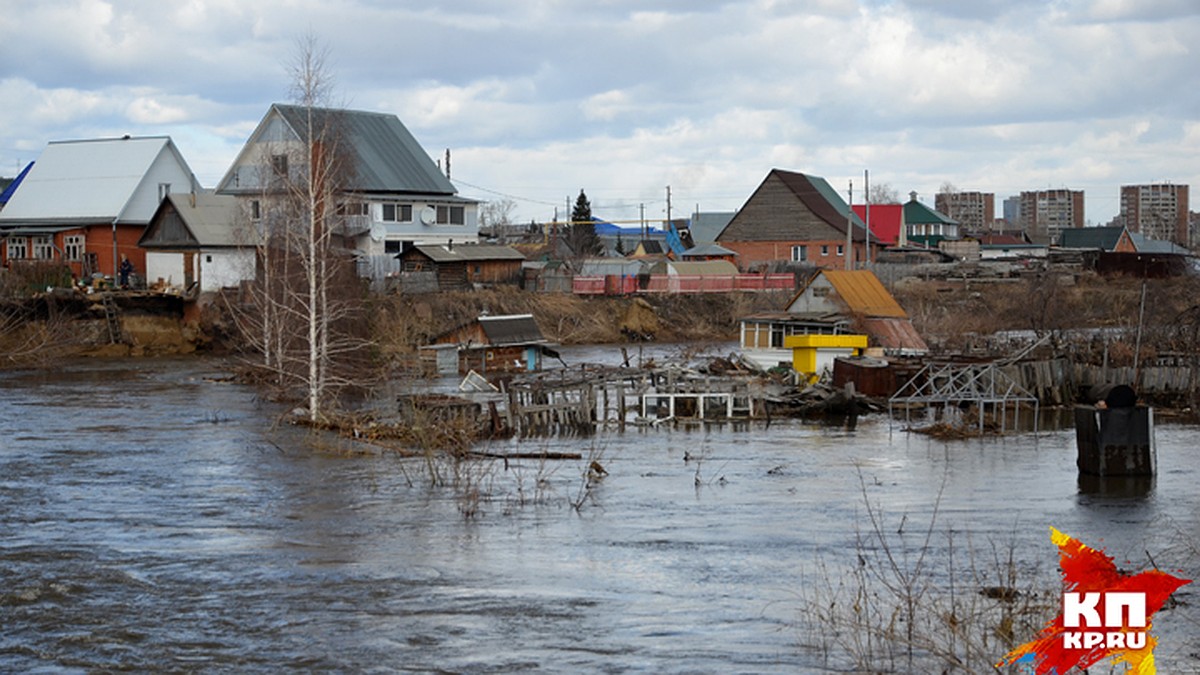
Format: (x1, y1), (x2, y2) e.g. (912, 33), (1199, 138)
(368, 289), (791, 357)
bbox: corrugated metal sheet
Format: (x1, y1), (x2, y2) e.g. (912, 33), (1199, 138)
(408, 244), (526, 263)
(822, 270), (907, 318)
(479, 314), (546, 345)
(649, 260), (739, 276)
(860, 317), (928, 354)
(0, 137), (175, 223)
(273, 104), (457, 196)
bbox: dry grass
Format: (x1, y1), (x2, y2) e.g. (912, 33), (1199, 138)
(370, 288), (791, 355)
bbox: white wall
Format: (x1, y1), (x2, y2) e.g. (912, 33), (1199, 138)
(145, 251), (185, 288)
(144, 249), (255, 291)
(202, 249), (255, 291)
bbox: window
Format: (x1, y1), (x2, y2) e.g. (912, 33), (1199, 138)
(771, 325), (785, 348)
(436, 205), (465, 225)
(250, 200), (261, 221)
(836, 245), (844, 256)
(32, 236), (54, 260)
(338, 201), (369, 217)
(384, 240), (402, 254)
(820, 245), (829, 256)
(271, 154), (288, 177)
(158, 183), (171, 201)
(6, 237), (28, 260)
(205, 255), (213, 263)
(64, 235), (84, 262)
(382, 203), (413, 222)
(791, 245), (807, 262)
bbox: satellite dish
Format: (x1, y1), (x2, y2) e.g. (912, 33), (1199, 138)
(419, 206), (437, 226)
(369, 223), (386, 243)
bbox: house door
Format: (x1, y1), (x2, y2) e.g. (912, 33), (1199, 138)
(184, 253), (195, 288)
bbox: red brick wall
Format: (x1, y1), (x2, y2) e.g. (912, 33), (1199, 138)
(721, 239), (871, 271)
(84, 224), (146, 278)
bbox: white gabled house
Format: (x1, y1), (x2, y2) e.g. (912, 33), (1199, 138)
(138, 191), (255, 292)
(215, 104), (478, 282)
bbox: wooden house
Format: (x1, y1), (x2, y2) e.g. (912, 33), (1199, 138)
(715, 169), (874, 270)
(0, 136), (201, 282)
(397, 243), (525, 290)
(138, 192), (255, 292)
(422, 313), (550, 375)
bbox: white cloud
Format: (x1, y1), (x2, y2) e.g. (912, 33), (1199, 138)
(0, 0), (1196, 225)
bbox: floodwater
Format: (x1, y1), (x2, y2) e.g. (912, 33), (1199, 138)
(2, 356), (1198, 673)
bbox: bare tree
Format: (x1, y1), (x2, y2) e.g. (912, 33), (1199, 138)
(868, 182), (901, 204)
(231, 33), (370, 422)
(478, 198), (517, 238)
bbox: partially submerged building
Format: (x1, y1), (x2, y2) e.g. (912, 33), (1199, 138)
(739, 269), (927, 370)
(422, 313), (552, 376)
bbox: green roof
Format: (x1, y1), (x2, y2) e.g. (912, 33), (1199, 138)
(903, 198), (957, 226)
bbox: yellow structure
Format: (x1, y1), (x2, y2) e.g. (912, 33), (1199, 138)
(785, 334), (869, 383)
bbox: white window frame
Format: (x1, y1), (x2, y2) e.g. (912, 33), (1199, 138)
(836, 244), (844, 256)
(6, 236), (28, 260)
(791, 245), (807, 262)
(32, 235), (54, 260)
(64, 235), (84, 262)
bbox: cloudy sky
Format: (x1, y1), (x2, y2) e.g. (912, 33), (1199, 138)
(1, 0), (1197, 226)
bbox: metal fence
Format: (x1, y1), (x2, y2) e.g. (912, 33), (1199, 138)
(572, 274), (795, 295)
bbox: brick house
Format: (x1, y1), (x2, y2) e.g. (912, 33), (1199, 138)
(0, 136), (201, 282)
(716, 169), (874, 270)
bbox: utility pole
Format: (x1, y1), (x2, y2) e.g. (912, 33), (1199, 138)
(665, 185), (672, 227)
(864, 169), (871, 266)
(846, 180), (854, 271)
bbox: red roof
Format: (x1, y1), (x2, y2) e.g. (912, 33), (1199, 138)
(852, 204), (903, 245)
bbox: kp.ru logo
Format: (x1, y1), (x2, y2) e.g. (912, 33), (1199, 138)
(998, 528), (1189, 675)
(1061, 591), (1147, 649)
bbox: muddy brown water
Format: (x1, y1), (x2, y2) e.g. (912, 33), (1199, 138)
(2, 355), (1198, 672)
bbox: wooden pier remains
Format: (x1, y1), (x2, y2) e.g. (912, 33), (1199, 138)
(501, 365), (765, 437)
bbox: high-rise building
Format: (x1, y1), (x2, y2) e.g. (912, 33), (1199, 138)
(1120, 184), (1190, 247)
(1019, 189), (1085, 245)
(935, 191), (994, 232)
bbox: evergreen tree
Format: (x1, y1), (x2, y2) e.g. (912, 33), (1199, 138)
(566, 189), (601, 257)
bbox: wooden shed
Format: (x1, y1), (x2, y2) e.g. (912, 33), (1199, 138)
(397, 243), (525, 290)
(422, 313), (551, 376)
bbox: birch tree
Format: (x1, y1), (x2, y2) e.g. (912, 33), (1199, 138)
(234, 34), (370, 422)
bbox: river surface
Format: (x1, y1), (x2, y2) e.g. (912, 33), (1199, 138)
(2, 356), (1198, 673)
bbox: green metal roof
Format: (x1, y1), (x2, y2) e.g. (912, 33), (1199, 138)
(903, 198), (958, 226)
(272, 104), (458, 196)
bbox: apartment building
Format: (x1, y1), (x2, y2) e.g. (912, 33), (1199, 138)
(935, 190), (994, 232)
(1120, 184), (1190, 247)
(1019, 189), (1085, 244)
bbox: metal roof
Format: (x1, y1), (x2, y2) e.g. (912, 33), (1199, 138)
(139, 192), (245, 249)
(681, 242), (737, 257)
(272, 104), (458, 195)
(815, 269), (908, 318)
(404, 243), (525, 263)
(685, 212), (735, 244)
(479, 314), (546, 346)
(903, 197), (958, 226)
(0, 137), (197, 224)
(0, 161), (33, 204)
